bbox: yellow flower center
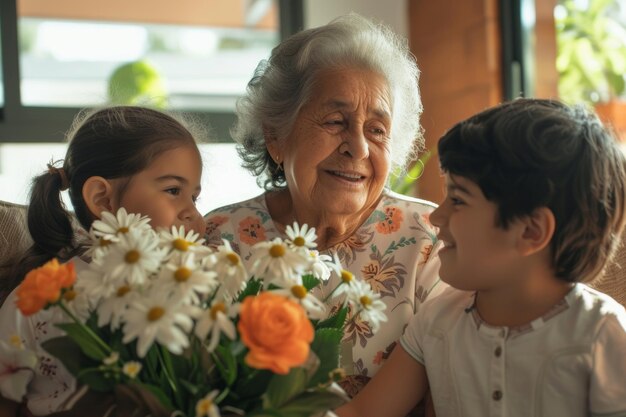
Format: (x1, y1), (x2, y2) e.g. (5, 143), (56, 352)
(99, 238), (112, 247)
(117, 285), (131, 297)
(63, 289), (77, 301)
(174, 267), (192, 282)
(173, 238), (190, 251)
(210, 302), (226, 319)
(293, 236), (306, 247)
(197, 398), (214, 415)
(341, 270), (353, 283)
(269, 244), (286, 257)
(360, 295), (372, 307)
(117, 226), (129, 234)
(147, 307), (165, 321)
(291, 285), (308, 299)
(9, 334), (23, 349)
(226, 252), (240, 266)
(125, 249), (140, 264)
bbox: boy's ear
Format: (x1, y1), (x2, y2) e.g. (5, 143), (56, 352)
(518, 207), (555, 256)
(82, 176), (116, 218)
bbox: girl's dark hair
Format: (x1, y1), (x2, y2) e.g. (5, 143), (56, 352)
(3, 106), (198, 294)
(438, 98), (626, 282)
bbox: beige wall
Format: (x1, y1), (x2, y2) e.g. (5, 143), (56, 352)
(18, 0), (277, 28)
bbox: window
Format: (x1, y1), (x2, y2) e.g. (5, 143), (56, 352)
(0, 0), (303, 142)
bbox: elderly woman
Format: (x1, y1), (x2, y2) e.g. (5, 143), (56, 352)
(205, 13), (443, 396)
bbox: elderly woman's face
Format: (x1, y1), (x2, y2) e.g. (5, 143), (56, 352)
(272, 67), (393, 219)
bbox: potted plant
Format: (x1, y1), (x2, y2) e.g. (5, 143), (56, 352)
(556, 0), (626, 140)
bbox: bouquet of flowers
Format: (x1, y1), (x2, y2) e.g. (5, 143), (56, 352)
(5, 208), (388, 417)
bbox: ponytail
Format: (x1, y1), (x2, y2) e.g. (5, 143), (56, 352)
(1, 165), (78, 297)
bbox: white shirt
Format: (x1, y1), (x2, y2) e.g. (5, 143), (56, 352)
(400, 284), (626, 417)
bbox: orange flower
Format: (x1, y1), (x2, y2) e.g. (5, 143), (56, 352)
(238, 292), (314, 374)
(16, 259), (76, 316)
(375, 206), (403, 234)
(238, 216), (267, 245)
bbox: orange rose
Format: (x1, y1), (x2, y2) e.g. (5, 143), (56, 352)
(238, 292), (314, 374)
(16, 259), (76, 316)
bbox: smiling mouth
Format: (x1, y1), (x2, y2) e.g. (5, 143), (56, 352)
(327, 170), (365, 182)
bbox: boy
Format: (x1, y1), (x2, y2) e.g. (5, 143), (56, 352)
(336, 98), (626, 417)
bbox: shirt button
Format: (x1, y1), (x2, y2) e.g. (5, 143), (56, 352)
(492, 390), (503, 401)
(494, 346), (502, 357)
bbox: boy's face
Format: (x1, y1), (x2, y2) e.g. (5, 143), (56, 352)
(429, 173), (526, 291)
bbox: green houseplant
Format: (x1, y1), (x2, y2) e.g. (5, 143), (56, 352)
(556, 0), (626, 104)
(556, 0), (626, 140)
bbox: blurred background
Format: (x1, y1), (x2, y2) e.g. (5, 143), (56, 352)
(0, 0), (625, 213)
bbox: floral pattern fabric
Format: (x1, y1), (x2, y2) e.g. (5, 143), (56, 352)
(205, 190), (446, 389)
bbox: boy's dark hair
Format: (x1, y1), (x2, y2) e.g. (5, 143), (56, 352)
(438, 98), (626, 282)
(4, 106), (199, 294)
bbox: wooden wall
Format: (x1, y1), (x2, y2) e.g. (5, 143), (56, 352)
(408, 0), (558, 203)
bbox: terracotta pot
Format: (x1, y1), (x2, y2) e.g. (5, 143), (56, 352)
(595, 100), (626, 142)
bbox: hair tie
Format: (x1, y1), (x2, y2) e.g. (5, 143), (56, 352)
(47, 163), (70, 191)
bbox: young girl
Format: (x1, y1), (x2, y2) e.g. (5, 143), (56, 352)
(336, 98), (626, 417)
(0, 106), (206, 416)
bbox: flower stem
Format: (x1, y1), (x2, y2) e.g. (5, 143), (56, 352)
(58, 301), (111, 356)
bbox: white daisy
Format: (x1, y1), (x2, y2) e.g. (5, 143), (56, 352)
(327, 268), (358, 301)
(285, 222), (318, 253)
(345, 279), (388, 333)
(158, 225), (212, 261)
(194, 300), (237, 352)
(271, 284), (327, 320)
(103, 229), (166, 285)
(248, 238), (309, 287)
(155, 253), (218, 305)
(207, 240), (248, 301)
(60, 286), (91, 323)
(122, 290), (198, 357)
(97, 283), (138, 330)
(308, 250), (331, 281)
(90, 207), (152, 241)
(0, 339), (38, 402)
(324, 252), (344, 279)
(74, 266), (118, 307)
(196, 390), (221, 417)
(122, 361), (142, 379)
(83, 228), (116, 260)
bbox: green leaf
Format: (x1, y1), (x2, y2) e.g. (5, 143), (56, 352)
(55, 322), (108, 361)
(276, 391), (347, 417)
(302, 274), (321, 291)
(263, 367), (308, 409)
(316, 306), (348, 330)
(41, 336), (114, 392)
(238, 278), (263, 302)
(213, 344), (238, 386)
(132, 382), (175, 411)
(308, 328), (343, 387)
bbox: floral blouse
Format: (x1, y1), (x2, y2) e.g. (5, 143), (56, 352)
(205, 190), (446, 396)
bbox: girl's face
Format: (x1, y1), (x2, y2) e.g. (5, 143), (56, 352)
(113, 145), (205, 234)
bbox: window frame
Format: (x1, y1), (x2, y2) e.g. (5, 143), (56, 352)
(0, 0), (303, 143)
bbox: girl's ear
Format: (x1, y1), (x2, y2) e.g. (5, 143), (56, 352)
(518, 207), (555, 256)
(82, 176), (116, 218)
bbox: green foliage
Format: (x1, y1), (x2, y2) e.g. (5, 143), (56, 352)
(108, 60), (168, 108)
(556, 0), (626, 104)
(389, 151), (432, 195)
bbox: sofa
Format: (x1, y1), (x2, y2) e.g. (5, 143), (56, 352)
(1, 199), (625, 307)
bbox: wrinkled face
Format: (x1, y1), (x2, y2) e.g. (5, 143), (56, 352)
(113, 145), (205, 234)
(271, 67), (393, 219)
(429, 173), (524, 291)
